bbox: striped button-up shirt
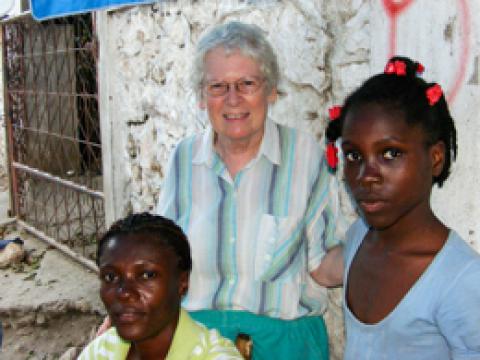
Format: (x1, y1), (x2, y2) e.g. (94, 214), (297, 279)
(157, 118), (343, 319)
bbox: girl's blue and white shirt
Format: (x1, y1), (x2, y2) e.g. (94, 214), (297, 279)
(157, 118), (344, 320)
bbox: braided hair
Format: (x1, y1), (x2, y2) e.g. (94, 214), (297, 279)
(97, 212), (192, 272)
(326, 56), (457, 187)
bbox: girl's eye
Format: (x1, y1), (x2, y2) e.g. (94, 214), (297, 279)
(344, 151), (361, 162)
(383, 148), (402, 160)
(102, 272), (118, 283)
(141, 271), (156, 280)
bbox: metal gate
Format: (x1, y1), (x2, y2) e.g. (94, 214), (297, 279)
(2, 13), (104, 270)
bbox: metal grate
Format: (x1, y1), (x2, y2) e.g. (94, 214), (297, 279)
(2, 13), (104, 265)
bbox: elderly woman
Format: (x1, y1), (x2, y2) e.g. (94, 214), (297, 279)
(156, 22), (343, 360)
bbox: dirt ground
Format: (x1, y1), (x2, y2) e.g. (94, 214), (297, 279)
(0, 221), (105, 360)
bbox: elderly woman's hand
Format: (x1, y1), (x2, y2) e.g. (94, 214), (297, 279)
(310, 245), (344, 287)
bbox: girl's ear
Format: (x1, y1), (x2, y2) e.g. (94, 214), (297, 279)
(178, 271), (189, 297)
(431, 141), (446, 177)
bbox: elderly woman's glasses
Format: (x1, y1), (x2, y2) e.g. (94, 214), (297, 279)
(204, 77), (265, 97)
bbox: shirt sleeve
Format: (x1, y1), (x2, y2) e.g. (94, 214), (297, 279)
(192, 328), (243, 360)
(77, 329), (130, 360)
(77, 336), (101, 360)
(436, 258), (480, 358)
(304, 154), (347, 272)
(155, 144), (179, 221)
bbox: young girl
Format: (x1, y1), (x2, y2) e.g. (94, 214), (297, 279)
(326, 57), (480, 358)
(78, 213), (242, 359)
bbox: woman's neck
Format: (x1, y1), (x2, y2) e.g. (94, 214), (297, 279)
(126, 313), (179, 360)
(215, 133), (263, 178)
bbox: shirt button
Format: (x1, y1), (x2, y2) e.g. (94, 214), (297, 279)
(268, 237), (275, 244)
(229, 279), (235, 285)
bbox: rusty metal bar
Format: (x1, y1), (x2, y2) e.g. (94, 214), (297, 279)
(8, 89), (97, 98)
(16, 125), (102, 148)
(17, 218), (98, 273)
(3, 24), (20, 217)
(12, 162), (104, 199)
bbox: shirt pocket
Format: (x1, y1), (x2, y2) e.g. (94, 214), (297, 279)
(254, 213), (304, 281)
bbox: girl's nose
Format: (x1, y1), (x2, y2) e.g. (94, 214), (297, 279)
(358, 160), (381, 187)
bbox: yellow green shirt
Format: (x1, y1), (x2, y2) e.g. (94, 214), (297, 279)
(78, 309), (242, 359)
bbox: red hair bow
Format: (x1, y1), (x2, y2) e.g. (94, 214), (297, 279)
(328, 106), (342, 121)
(384, 60), (407, 76)
(326, 142), (338, 170)
(416, 62), (425, 75)
(426, 84), (442, 106)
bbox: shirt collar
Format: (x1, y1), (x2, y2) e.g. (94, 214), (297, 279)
(166, 308), (203, 360)
(110, 309), (202, 360)
(192, 117), (281, 167)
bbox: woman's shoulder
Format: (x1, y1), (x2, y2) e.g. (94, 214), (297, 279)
(190, 326), (243, 359)
(172, 310), (242, 360)
(174, 132), (203, 150)
(77, 328), (129, 359)
(437, 231), (480, 282)
(276, 121), (322, 149)
(447, 231), (480, 260)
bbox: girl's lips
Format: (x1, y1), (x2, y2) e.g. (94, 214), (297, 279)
(359, 200), (386, 213)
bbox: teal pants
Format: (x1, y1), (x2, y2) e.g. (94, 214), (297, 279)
(189, 310), (329, 360)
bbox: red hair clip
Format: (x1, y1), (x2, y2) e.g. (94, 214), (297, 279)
(384, 60), (407, 76)
(426, 84), (442, 106)
(416, 62), (425, 75)
(328, 106), (342, 121)
(326, 142), (338, 170)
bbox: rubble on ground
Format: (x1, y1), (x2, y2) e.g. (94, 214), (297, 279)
(0, 222), (105, 359)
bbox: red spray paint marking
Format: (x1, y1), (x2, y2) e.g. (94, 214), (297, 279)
(448, 0), (470, 103)
(381, 0), (471, 104)
(382, 0), (415, 57)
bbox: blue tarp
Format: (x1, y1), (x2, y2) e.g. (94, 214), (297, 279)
(30, 0), (156, 20)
